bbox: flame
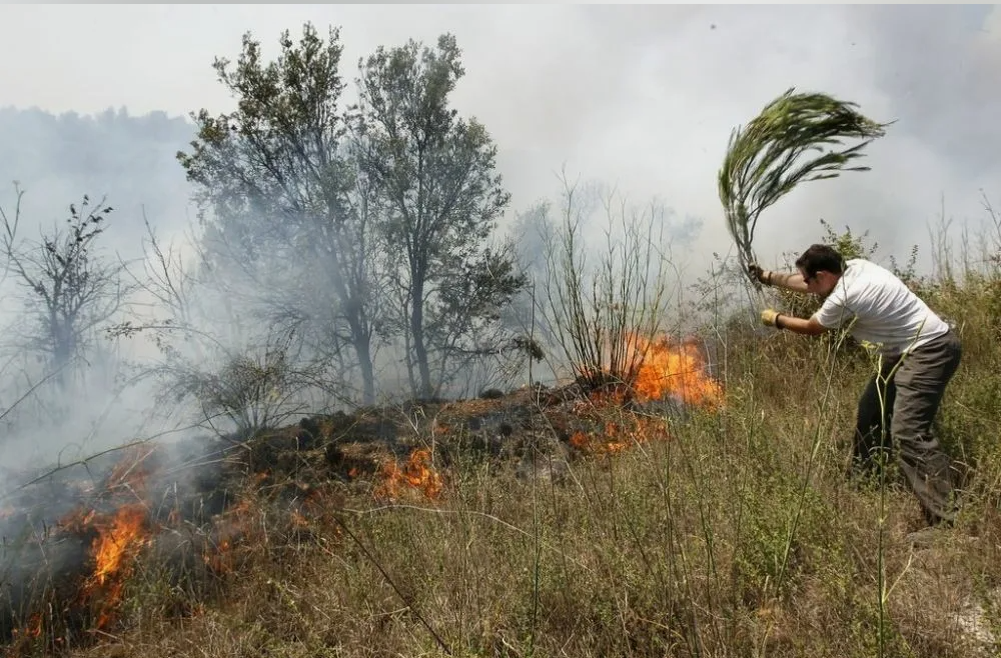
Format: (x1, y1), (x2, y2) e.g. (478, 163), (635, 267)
(626, 333), (723, 408)
(53, 445), (160, 631)
(569, 415), (673, 456)
(205, 537), (234, 574)
(11, 613), (42, 640)
(76, 502), (152, 629)
(91, 504), (148, 586)
(291, 510), (309, 528)
(29, 441), (327, 640)
(567, 333), (721, 455)
(374, 448), (443, 501)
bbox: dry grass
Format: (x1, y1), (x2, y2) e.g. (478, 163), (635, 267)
(7, 223), (1001, 658)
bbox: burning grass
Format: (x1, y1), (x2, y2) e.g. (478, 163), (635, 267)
(5, 316), (1001, 658)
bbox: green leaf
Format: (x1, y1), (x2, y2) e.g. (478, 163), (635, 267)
(718, 87), (892, 282)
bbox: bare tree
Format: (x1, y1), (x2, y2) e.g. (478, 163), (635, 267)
(540, 176), (678, 396)
(0, 185), (128, 388)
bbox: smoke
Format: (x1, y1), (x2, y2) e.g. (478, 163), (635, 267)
(0, 10), (997, 637)
(443, 5), (1001, 274)
(0, 5), (997, 474)
(2, 5), (997, 263)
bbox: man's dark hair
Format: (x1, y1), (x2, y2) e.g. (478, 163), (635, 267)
(795, 244), (847, 278)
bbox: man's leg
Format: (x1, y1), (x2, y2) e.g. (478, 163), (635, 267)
(891, 332), (963, 525)
(853, 356), (898, 479)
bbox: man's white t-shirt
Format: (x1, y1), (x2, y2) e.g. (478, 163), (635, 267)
(812, 258), (950, 356)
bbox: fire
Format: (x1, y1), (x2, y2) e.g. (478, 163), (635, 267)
(374, 448), (443, 501)
(12, 438), (335, 644)
(82, 502), (152, 628)
(626, 332), (723, 408)
(51, 445), (160, 632)
(568, 332), (721, 455)
(11, 613), (42, 641)
(90, 503), (148, 587)
(291, 510), (309, 528)
(569, 415), (673, 456)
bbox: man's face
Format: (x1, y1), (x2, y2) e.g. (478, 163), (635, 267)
(799, 268), (838, 296)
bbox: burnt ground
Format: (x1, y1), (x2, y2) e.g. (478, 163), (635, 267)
(242, 383), (585, 487)
(0, 381), (685, 650)
(240, 381), (687, 491)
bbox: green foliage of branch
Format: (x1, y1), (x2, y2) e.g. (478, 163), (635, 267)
(355, 33), (520, 398)
(718, 88), (891, 281)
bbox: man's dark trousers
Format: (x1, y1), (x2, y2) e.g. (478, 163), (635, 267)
(852, 329), (963, 525)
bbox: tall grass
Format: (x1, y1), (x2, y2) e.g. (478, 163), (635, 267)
(8, 203), (1001, 658)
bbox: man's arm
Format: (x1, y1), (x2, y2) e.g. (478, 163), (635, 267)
(763, 270), (809, 293)
(776, 313), (828, 336)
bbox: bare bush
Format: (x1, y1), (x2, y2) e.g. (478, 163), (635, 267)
(540, 175), (677, 395)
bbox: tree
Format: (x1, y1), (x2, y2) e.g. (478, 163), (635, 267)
(177, 22), (384, 405)
(354, 34), (525, 398)
(0, 185), (127, 389)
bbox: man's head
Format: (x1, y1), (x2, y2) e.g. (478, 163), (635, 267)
(795, 244), (846, 296)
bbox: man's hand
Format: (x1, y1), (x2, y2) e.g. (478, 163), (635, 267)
(760, 309), (781, 327)
(748, 263), (771, 286)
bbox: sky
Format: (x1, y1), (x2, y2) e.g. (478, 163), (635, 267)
(0, 4), (999, 279)
(0, 3), (998, 471)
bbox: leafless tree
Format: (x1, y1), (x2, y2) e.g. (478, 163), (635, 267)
(0, 184), (130, 389)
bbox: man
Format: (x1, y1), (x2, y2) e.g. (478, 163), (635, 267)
(750, 244), (963, 527)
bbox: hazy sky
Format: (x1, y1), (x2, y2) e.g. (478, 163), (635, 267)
(0, 3), (998, 469)
(0, 4), (999, 276)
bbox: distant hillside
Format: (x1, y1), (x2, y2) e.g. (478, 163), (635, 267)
(0, 106), (197, 255)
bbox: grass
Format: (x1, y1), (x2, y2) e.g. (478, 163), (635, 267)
(7, 217), (1001, 658)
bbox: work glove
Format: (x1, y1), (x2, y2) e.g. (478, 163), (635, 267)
(747, 263), (771, 286)
(760, 309), (781, 327)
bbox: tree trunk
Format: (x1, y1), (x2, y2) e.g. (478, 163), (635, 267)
(353, 335), (376, 406)
(410, 279), (433, 398)
(51, 314), (74, 389)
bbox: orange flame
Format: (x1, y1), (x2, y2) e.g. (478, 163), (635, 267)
(374, 448), (443, 501)
(627, 333), (723, 408)
(291, 510), (309, 528)
(205, 537), (235, 574)
(569, 415), (673, 455)
(568, 332), (718, 455)
(91, 504), (148, 586)
(79, 502), (152, 629)
(11, 613), (42, 640)
(54, 445), (160, 631)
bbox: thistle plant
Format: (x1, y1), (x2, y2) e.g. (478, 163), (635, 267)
(718, 88), (891, 284)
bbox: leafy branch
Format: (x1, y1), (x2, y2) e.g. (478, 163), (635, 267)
(718, 87), (891, 281)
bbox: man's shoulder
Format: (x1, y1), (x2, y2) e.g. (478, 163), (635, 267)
(845, 257), (877, 270)
(845, 258), (896, 282)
